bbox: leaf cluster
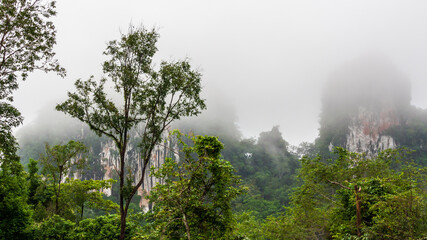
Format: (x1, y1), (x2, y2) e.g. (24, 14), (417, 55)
(0, 0), (65, 102)
(146, 132), (245, 239)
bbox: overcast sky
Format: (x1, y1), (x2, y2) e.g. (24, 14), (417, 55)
(13, 0), (427, 145)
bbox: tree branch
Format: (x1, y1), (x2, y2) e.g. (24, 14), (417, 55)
(327, 179), (351, 190)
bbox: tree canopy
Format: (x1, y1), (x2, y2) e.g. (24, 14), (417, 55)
(56, 25), (206, 239)
(146, 132), (245, 239)
(39, 140), (88, 214)
(0, 0), (64, 237)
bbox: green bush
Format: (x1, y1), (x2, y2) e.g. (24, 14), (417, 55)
(71, 214), (136, 240)
(34, 215), (75, 240)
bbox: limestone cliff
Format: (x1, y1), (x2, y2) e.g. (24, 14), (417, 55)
(59, 125), (178, 211)
(318, 55), (410, 156)
(96, 128), (177, 211)
(15, 105), (181, 210)
(345, 106), (398, 156)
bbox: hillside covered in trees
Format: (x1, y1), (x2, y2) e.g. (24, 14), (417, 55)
(14, 66), (427, 239)
(1, 0), (427, 239)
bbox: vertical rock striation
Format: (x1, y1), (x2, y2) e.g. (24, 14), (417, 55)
(346, 106), (398, 157)
(94, 127), (177, 210)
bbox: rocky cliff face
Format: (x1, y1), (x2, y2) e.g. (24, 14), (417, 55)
(318, 55), (410, 156)
(345, 106), (399, 156)
(16, 109), (178, 211)
(96, 128), (177, 211)
(65, 126), (178, 211)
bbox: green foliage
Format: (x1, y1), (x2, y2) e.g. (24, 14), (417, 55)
(145, 132), (245, 239)
(365, 163), (427, 239)
(385, 106), (427, 167)
(31, 176), (56, 221)
(27, 214), (138, 240)
(60, 178), (118, 221)
(71, 214), (137, 240)
(39, 141), (88, 180)
(56, 24), (206, 239)
(33, 215), (75, 240)
(176, 125), (300, 219)
(0, 6), (65, 225)
(39, 140), (88, 215)
(224, 127), (299, 218)
(27, 158), (41, 205)
(234, 207), (329, 240)
(272, 148), (427, 239)
(0, 164), (32, 240)
(28, 163), (117, 222)
(233, 193), (283, 219)
(0, 101), (33, 238)
(232, 211), (266, 239)
(0, 83), (26, 236)
(0, 102), (22, 166)
(231, 148), (426, 239)
(0, 0), (65, 98)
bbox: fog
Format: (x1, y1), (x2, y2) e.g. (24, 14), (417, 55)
(322, 54), (411, 116)
(12, 1), (427, 145)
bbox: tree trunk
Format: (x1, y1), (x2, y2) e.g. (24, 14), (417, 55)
(355, 185), (362, 237)
(119, 147), (126, 240)
(80, 203), (84, 220)
(120, 98), (130, 240)
(56, 172), (62, 214)
(121, 158), (149, 240)
(182, 211), (191, 240)
(120, 209), (127, 240)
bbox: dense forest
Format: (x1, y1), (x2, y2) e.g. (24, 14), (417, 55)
(1, 1), (426, 240)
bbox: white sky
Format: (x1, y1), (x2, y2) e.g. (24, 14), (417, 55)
(13, 0), (427, 145)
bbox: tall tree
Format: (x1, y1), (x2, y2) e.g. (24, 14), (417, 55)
(0, 0), (65, 164)
(56, 25), (206, 239)
(0, 0), (64, 237)
(39, 140), (87, 215)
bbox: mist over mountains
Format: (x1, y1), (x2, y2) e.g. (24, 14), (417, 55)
(16, 54), (427, 166)
(14, 54), (427, 230)
(322, 55), (411, 114)
(315, 55), (427, 163)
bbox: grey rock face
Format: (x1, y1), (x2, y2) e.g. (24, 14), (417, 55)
(94, 128), (177, 211)
(345, 106), (398, 157)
